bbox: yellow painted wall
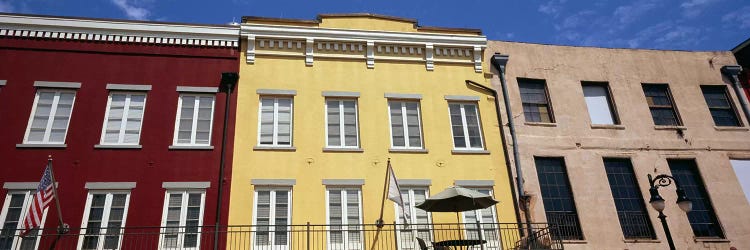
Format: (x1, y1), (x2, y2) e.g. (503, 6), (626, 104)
(229, 18), (516, 229)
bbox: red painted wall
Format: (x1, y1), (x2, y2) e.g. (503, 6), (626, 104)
(0, 37), (238, 231)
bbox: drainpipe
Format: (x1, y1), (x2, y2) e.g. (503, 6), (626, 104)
(215, 72), (239, 250)
(489, 54), (534, 237)
(465, 80), (523, 231)
(721, 65), (750, 125)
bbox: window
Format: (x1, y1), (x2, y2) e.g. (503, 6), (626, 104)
(159, 191), (206, 249)
(77, 192), (130, 250)
(701, 85), (741, 127)
(462, 188), (500, 246)
(325, 99), (359, 148)
(100, 92), (147, 145)
(253, 188), (291, 249)
(582, 82), (619, 125)
(448, 103), (484, 150)
(603, 158), (655, 239)
(173, 94), (215, 146)
(395, 188), (431, 250)
(327, 188), (362, 250)
(258, 97), (293, 147)
(0, 191), (46, 250)
(668, 159), (724, 238)
(534, 157), (583, 240)
(642, 84), (681, 126)
(23, 89), (76, 144)
(730, 159), (750, 203)
(388, 101), (423, 149)
(518, 78), (554, 123)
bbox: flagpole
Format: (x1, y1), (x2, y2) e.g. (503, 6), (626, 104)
(46, 155), (67, 234)
(376, 158), (391, 228)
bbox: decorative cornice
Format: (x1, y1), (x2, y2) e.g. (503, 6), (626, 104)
(0, 13), (238, 48)
(241, 23), (486, 72)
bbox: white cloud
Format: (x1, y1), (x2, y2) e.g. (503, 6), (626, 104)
(110, 0), (150, 20)
(0, 0), (15, 12)
(538, 0), (566, 18)
(722, 5), (750, 29)
(612, 0), (659, 25)
(560, 10), (596, 30)
(680, 0), (721, 18)
(506, 33), (515, 39)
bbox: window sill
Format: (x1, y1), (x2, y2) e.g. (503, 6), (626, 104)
(253, 146), (296, 151)
(561, 240), (587, 244)
(623, 239), (660, 243)
(94, 144), (142, 149)
(654, 125), (687, 130)
(694, 237), (730, 243)
(16, 143), (67, 148)
(451, 149), (490, 155)
(524, 122), (557, 127)
(591, 124), (625, 130)
(389, 148), (429, 154)
(713, 126), (749, 131)
(169, 145), (214, 150)
(323, 147), (364, 153)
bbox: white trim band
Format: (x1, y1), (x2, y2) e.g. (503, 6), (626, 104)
(177, 86), (219, 93)
(34, 81), (81, 89)
(162, 182), (211, 189)
(85, 182), (137, 190)
(106, 84), (152, 91)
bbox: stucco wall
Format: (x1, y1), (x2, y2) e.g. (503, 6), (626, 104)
(486, 41), (750, 249)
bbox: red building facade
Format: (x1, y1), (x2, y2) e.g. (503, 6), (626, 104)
(0, 14), (238, 249)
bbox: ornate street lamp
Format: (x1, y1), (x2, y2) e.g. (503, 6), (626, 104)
(648, 174), (693, 250)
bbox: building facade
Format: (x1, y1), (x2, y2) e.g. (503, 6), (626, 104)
(0, 14), (239, 249)
(228, 14), (520, 249)
(486, 41), (750, 249)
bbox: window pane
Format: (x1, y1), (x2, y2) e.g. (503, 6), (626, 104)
(603, 158), (655, 239)
(583, 83), (616, 125)
(643, 84), (681, 126)
(535, 157), (583, 240)
(669, 160), (724, 238)
(519, 79), (553, 122)
(701, 86), (740, 127)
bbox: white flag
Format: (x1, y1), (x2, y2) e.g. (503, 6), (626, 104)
(387, 164), (411, 222)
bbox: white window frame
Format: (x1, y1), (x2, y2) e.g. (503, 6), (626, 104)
(172, 94), (216, 146)
(448, 102), (485, 150)
(158, 190), (206, 250)
(252, 187), (292, 250)
(256, 97), (294, 147)
(76, 191), (131, 250)
(324, 99), (360, 148)
(325, 187), (363, 250)
(394, 187), (432, 250)
(461, 188), (499, 249)
(23, 89), (77, 144)
(387, 101), (424, 149)
(0, 190), (48, 250)
(99, 91), (148, 145)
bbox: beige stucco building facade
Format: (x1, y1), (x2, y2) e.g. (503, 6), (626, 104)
(485, 41), (750, 249)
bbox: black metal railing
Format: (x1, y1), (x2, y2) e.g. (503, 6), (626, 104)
(617, 211), (656, 240)
(545, 211), (583, 241)
(0, 223), (562, 250)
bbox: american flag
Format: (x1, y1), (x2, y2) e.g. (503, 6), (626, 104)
(20, 165), (55, 236)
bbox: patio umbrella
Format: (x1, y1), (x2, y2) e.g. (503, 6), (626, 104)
(416, 186), (498, 213)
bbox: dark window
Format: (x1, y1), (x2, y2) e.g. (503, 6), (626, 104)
(668, 159), (724, 238)
(518, 78), (554, 123)
(603, 158), (656, 239)
(642, 84), (681, 126)
(701, 85), (741, 127)
(535, 157), (583, 240)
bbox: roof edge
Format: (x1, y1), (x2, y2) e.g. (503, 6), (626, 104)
(731, 37), (750, 54)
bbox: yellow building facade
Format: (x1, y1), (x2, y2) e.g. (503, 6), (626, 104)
(229, 14), (519, 249)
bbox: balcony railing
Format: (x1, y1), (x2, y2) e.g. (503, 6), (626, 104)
(617, 211), (656, 240)
(0, 223), (562, 250)
(545, 212), (583, 241)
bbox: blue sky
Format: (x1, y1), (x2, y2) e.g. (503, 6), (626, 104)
(1, 0), (748, 51)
